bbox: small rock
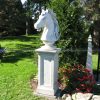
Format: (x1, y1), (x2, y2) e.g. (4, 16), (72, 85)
(92, 95), (100, 100)
(83, 93), (93, 100)
(72, 93), (85, 100)
(62, 94), (67, 99)
(72, 93), (94, 100)
(65, 94), (72, 100)
(57, 97), (62, 100)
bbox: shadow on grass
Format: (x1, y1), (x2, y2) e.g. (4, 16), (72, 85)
(15, 44), (38, 50)
(2, 51), (33, 63)
(0, 35), (40, 42)
(2, 44), (38, 63)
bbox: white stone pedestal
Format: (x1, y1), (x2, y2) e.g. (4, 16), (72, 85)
(86, 35), (93, 74)
(35, 48), (61, 97)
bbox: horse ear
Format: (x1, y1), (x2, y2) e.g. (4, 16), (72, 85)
(41, 9), (46, 15)
(42, 9), (45, 13)
(46, 9), (49, 13)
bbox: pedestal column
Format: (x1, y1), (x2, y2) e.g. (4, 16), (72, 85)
(35, 48), (61, 96)
(86, 35), (92, 73)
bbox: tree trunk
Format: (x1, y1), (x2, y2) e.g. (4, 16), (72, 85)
(26, 20), (28, 36)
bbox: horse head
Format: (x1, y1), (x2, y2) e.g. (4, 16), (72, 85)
(34, 9), (60, 49)
(34, 9), (47, 30)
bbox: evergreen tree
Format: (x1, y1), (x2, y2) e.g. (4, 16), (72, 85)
(0, 0), (26, 36)
(84, 0), (100, 47)
(49, 0), (89, 65)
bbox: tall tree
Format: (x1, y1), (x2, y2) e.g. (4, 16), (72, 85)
(49, 0), (89, 65)
(0, 0), (26, 36)
(84, 0), (100, 80)
(84, 0), (100, 46)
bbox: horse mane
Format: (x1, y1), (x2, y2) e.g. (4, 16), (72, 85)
(48, 9), (60, 40)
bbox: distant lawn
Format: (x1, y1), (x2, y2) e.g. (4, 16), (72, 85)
(92, 53), (98, 71)
(0, 35), (46, 100)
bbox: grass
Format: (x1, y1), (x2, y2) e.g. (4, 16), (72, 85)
(92, 53), (98, 70)
(0, 34), (99, 99)
(0, 34), (46, 100)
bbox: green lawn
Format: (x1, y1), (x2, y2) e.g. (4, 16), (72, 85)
(0, 34), (99, 100)
(0, 35), (46, 100)
(92, 53), (98, 71)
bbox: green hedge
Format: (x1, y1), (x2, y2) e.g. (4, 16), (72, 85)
(48, 0), (89, 65)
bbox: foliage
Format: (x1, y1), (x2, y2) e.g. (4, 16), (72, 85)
(58, 64), (96, 94)
(48, 0), (89, 65)
(0, 0), (26, 36)
(84, 0), (100, 48)
(32, 0), (50, 21)
(92, 84), (100, 95)
(23, 0), (36, 35)
(32, 0), (49, 3)
(84, 0), (99, 23)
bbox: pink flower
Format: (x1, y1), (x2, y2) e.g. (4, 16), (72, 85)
(83, 76), (88, 80)
(77, 78), (84, 81)
(84, 68), (91, 73)
(58, 64), (96, 94)
(86, 87), (92, 92)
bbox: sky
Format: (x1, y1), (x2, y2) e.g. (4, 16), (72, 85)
(20, 0), (27, 5)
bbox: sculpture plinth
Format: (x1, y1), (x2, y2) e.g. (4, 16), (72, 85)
(35, 48), (61, 97)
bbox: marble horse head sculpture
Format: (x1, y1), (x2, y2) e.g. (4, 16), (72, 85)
(34, 9), (60, 50)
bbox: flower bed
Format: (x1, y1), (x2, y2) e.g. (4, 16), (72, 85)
(58, 64), (96, 95)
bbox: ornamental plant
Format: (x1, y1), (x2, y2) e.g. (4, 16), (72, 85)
(58, 64), (96, 94)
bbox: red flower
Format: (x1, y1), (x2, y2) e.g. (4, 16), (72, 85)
(76, 88), (81, 92)
(80, 84), (85, 89)
(83, 76), (89, 80)
(86, 87), (92, 92)
(58, 64), (96, 94)
(84, 68), (91, 73)
(77, 78), (84, 81)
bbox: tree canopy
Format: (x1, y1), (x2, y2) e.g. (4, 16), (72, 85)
(48, 0), (89, 65)
(0, 0), (26, 36)
(84, 0), (100, 47)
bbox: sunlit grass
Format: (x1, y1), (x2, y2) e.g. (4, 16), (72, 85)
(0, 34), (46, 100)
(92, 53), (98, 70)
(0, 34), (99, 99)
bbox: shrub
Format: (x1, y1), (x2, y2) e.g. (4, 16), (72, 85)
(0, 0), (26, 36)
(48, 0), (89, 65)
(58, 64), (96, 94)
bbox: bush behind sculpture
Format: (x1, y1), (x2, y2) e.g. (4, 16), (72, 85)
(49, 0), (90, 65)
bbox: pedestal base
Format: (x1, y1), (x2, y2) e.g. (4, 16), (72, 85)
(34, 92), (57, 100)
(36, 86), (56, 96)
(35, 48), (61, 97)
(40, 45), (57, 51)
